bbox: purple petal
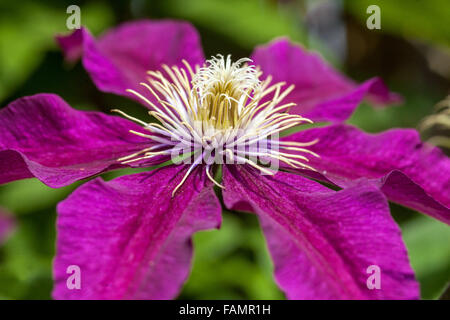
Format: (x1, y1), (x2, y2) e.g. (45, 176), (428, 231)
(0, 208), (14, 244)
(284, 124), (450, 223)
(223, 166), (419, 300)
(251, 38), (401, 122)
(0, 94), (152, 187)
(56, 20), (204, 103)
(53, 165), (221, 299)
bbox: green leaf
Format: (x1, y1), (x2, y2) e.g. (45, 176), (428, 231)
(0, 208), (56, 299)
(180, 211), (284, 299)
(0, 1), (113, 103)
(345, 0), (450, 47)
(0, 179), (76, 215)
(162, 0), (306, 50)
(401, 215), (450, 299)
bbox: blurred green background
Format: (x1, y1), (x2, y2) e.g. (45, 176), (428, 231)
(0, 0), (449, 300)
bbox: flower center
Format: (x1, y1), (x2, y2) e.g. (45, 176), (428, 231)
(113, 55), (318, 196)
(192, 55), (260, 130)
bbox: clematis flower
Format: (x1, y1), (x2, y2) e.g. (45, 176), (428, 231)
(0, 20), (448, 300)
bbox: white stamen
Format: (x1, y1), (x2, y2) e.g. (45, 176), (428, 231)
(114, 55), (318, 196)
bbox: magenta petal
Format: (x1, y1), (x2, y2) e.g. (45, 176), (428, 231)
(0, 94), (151, 187)
(0, 208), (14, 245)
(251, 38), (400, 122)
(53, 165), (222, 300)
(284, 124), (450, 223)
(56, 20), (204, 103)
(223, 166), (419, 300)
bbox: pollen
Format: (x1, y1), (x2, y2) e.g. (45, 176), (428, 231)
(192, 55), (260, 129)
(113, 55), (319, 196)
